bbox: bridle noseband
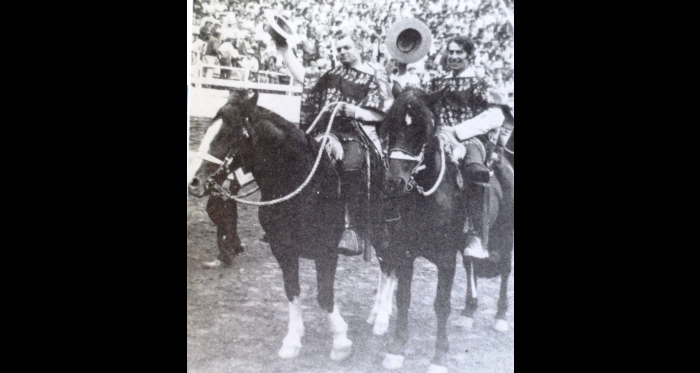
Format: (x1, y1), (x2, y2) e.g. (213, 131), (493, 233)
(386, 146), (427, 191)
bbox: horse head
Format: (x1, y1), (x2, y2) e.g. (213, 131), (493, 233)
(187, 89), (258, 197)
(379, 87), (443, 196)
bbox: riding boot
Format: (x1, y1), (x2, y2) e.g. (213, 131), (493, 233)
(462, 160), (491, 259)
(338, 171), (367, 256)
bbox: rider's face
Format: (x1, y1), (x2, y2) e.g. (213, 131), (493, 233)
(447, 42), (469, 74)
(336, 36), (361, 67)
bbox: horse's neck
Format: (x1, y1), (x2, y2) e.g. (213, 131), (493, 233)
(249, 130), (319, 194)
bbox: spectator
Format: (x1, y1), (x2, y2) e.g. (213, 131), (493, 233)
(264, 55), (281, 72)
(199, 20), (213, 39)
(192, 29), (208, 65)
(244, 1), (259, 16)
(389, 60), (421, 95)
(315, 47), (333, 71)
(218, 37), (241, 78)
(203, 29), (222, 78)
(191, 0), (512, 89)
(201, 0), (217, 16)
(213, 0), (228, 13)
(238, 50), (260, 72)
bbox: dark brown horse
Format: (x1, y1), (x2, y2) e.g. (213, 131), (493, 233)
(376, 87), (514, 373)
(188, 89), (355, 361)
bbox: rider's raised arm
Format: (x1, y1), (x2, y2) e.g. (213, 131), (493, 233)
(277, 45), (306, 84)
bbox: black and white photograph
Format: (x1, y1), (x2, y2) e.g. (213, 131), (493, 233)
(187, 1), (514, 372)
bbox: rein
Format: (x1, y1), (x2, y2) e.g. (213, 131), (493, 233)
(188, 151), (225, 165)
(215, 101), (346, 206)
(388, 134), (448, 197)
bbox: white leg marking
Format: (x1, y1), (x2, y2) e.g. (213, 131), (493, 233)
(187, 118), (223, 184)
(382, 353), (405, 370)
(373, 272), (395, 335)
(454, 316), (474, 330)
(328, 304), (352, 361)
(427, 364), (449, 373)
(367, 270), (385, 325)
(493, 319), (509, 332)
(278, 297), (304, 359)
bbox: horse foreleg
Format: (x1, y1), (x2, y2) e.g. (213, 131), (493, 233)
(314, 255), (352, 361)
(429, 260), (456, 373)
(493, 259), (512, 333)
(277, 256), (304, 359)
(458, 258), (478, 330)
(327, 304), (352, 361)
(369, 269), (396, 336)
(383, 261), (414, 370)
(279, 296), (304, 359)
(367, 268), (384, 325)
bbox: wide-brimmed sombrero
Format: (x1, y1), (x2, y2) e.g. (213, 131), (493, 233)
(263, 11), (298, 47)
(385, 18), (433, 64)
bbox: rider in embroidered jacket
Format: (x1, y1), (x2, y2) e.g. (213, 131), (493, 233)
(273, 29), (391, 256)
(432, 35), (513, 259)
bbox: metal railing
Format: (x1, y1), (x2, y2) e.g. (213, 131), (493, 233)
(191, 62), (302, 94)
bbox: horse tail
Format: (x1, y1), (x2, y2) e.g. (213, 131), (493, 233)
(473, 157), (514, 279)
(492, 158), (514, 227)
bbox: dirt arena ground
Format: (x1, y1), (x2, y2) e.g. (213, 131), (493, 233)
(187, 117), (514, 373)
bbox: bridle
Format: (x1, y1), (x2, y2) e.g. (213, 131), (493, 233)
(387, 142), (446, 196)
(193, 101), (347, 206)
(386, 146), (425, 192)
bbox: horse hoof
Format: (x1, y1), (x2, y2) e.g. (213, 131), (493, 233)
(427, 364), (448, 373)
(278, 345), (301, 359)
(372, 314), (390, 335)
(367, 311), (377, 325)
(493, 319), (509, 332)
(330, 338), (352, 361)
(382, 353), (405, 370)
(454, 317), (474, 330)
(202, 259), (223, 269)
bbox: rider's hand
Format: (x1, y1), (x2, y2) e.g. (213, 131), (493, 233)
(275, 42), (288, 55)
(342, 103), (360, 119)
(440, 125), (457, 138)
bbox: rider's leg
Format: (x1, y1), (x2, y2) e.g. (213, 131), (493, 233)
(338, 170), (366, 256)
(462, 141), (491, 259)
(336, 140), (367, 256)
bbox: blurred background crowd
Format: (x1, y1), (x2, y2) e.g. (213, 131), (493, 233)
(191, 0), (514, 93)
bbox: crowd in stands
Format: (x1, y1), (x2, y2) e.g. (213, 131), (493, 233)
(191, 0), (514, 94)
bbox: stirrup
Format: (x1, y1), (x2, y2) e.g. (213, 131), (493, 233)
(464, 236), (489, 259)
(338, 229), (364, 256)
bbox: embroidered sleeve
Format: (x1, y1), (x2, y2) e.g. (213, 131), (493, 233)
(299, 71), (324, 132)
(477, 75), (508, 106)
(359, 69), (390, 116)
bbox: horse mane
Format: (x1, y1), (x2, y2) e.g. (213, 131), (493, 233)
(250, 105), (310, 146)
(382, 87), (435, 141)
(224, 89), (310, 146)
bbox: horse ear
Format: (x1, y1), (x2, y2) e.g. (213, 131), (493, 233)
(424, 88), (445, 107)
(246, 89), (259, 107)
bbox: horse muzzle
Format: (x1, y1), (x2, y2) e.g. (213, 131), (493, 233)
(383, 175), (412, 197)
(188, 177), (209, 197)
